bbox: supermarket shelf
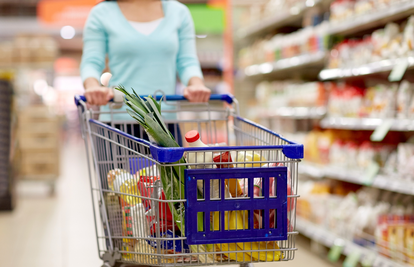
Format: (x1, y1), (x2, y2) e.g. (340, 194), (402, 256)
(236, 0), (324, 39)
(299, 162), (414, 195)
(296, 218), (409, 267)
(265, 107), (327, 119)
(328, 0), (414, 36)
(319, 57), (414, 80)
(244, 51), (327, 77)
(320, 117), (414, 131)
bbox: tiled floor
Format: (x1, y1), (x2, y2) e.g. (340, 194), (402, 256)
(0, 138), (333, 267)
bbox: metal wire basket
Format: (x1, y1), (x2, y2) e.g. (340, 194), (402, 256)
(75, 94), (302, 267)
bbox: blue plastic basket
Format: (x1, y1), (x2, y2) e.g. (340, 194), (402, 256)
(185, 167), (288, 245)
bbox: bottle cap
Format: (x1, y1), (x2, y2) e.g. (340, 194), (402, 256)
(185, 130), (200, 143)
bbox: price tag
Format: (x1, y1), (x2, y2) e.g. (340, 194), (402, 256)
(361, 253), (376, 267)
(371, 119), (393, 142)
(362, 162), (380, 186)
(343, 250), (361, 267)
(328, 239), (345, 262)
(389, 58), (409, 82)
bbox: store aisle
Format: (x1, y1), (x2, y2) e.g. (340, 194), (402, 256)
(0, 138), (333, 267)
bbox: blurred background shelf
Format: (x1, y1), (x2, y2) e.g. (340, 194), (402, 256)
(319, 57), (414, 80)
(236, 0), (326, 40)
(300, 162), (414, 195)
(263, 107), (327, 119)
(320, 117), (414, 131)
(328, 0), (414, 36)
(244, 51), (327, 77)
(296, 218), (410, 267)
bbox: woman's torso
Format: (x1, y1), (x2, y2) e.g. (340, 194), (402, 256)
(89, 1), (188, 121)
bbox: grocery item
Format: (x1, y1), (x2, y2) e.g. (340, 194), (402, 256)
(212, 210), (282, 262)
(234, 151), (266, 168)
(213, 151), (243, 198)
(107, 169), (141, 205)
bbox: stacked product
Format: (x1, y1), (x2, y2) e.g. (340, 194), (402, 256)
(327, 81), (414, 119)
(16, 106), (60, 183)
(238, 0), (313, 28)
(255, 81), (329, 109)
(330, 0), (413, 24)
(239, 23), (329, 69)
(304, 129), (414, 182)
(297, 182), (414, 264)
(328, 19), (414, 69)
(0, 35), (58, 66)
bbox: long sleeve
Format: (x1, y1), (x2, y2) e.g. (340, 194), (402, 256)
(80, 8), (107, 83)
(176, 7), (203, 86)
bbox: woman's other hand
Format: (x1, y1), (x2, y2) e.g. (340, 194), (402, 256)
(183, 77), (211, 103)
(84, 77), (114, 106)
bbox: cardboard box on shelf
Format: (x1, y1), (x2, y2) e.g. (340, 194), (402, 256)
(18, 133), (58, 150)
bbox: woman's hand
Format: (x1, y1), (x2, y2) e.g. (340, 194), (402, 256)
(84, 77), (114, 106)
(183, 77), (211, 103)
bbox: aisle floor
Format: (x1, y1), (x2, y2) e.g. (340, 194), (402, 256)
(0, 138), (333, 267)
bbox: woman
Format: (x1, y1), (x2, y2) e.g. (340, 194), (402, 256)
(81, 0), (211, 116)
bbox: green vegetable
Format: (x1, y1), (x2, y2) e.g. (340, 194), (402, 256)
(115, 86), (214, 263)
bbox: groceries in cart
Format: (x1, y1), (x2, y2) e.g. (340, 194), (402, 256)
(77, 87), (301, 265)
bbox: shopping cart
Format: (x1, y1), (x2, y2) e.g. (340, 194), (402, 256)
(75, 93), (303, 267)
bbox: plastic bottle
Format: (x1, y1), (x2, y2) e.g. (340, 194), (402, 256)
(185, 130), (214, 169)
(185, 130), (219, 199)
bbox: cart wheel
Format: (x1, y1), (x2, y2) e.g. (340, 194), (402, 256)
(239, 263), (254, 267)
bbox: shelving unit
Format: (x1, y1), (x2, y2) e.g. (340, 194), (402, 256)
(236, 2), (414, 265)
(319, 57), (414, 80)
(244, 51), (327, 77)
(300, 162), (414, 195)
(328, 0), (414, 36)
(296, 218), (410, 267)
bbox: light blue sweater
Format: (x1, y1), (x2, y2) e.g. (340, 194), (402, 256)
(80, 0), (203, 121)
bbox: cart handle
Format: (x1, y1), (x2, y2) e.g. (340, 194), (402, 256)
(74, 94), (234, 106)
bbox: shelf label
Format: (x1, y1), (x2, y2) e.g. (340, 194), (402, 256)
(389, 58), (409, 82)
(328, 239), (345, 262)
(343, 250), (361, 267)
(362, 162), (380, 186)
(370, 119), (393, 142)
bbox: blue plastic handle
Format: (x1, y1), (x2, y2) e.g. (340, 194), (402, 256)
(74, 94), (234, 106)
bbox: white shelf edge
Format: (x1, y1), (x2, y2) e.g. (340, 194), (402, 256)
(319, 57), (414, 80)
(264, 107), (327, 119)
(299, 162), (414, 195)
(319, 117), (414, 131)
(244, 51), (327, 77)
(296, 218), (410, 267)
(328, 0), (414, 36)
